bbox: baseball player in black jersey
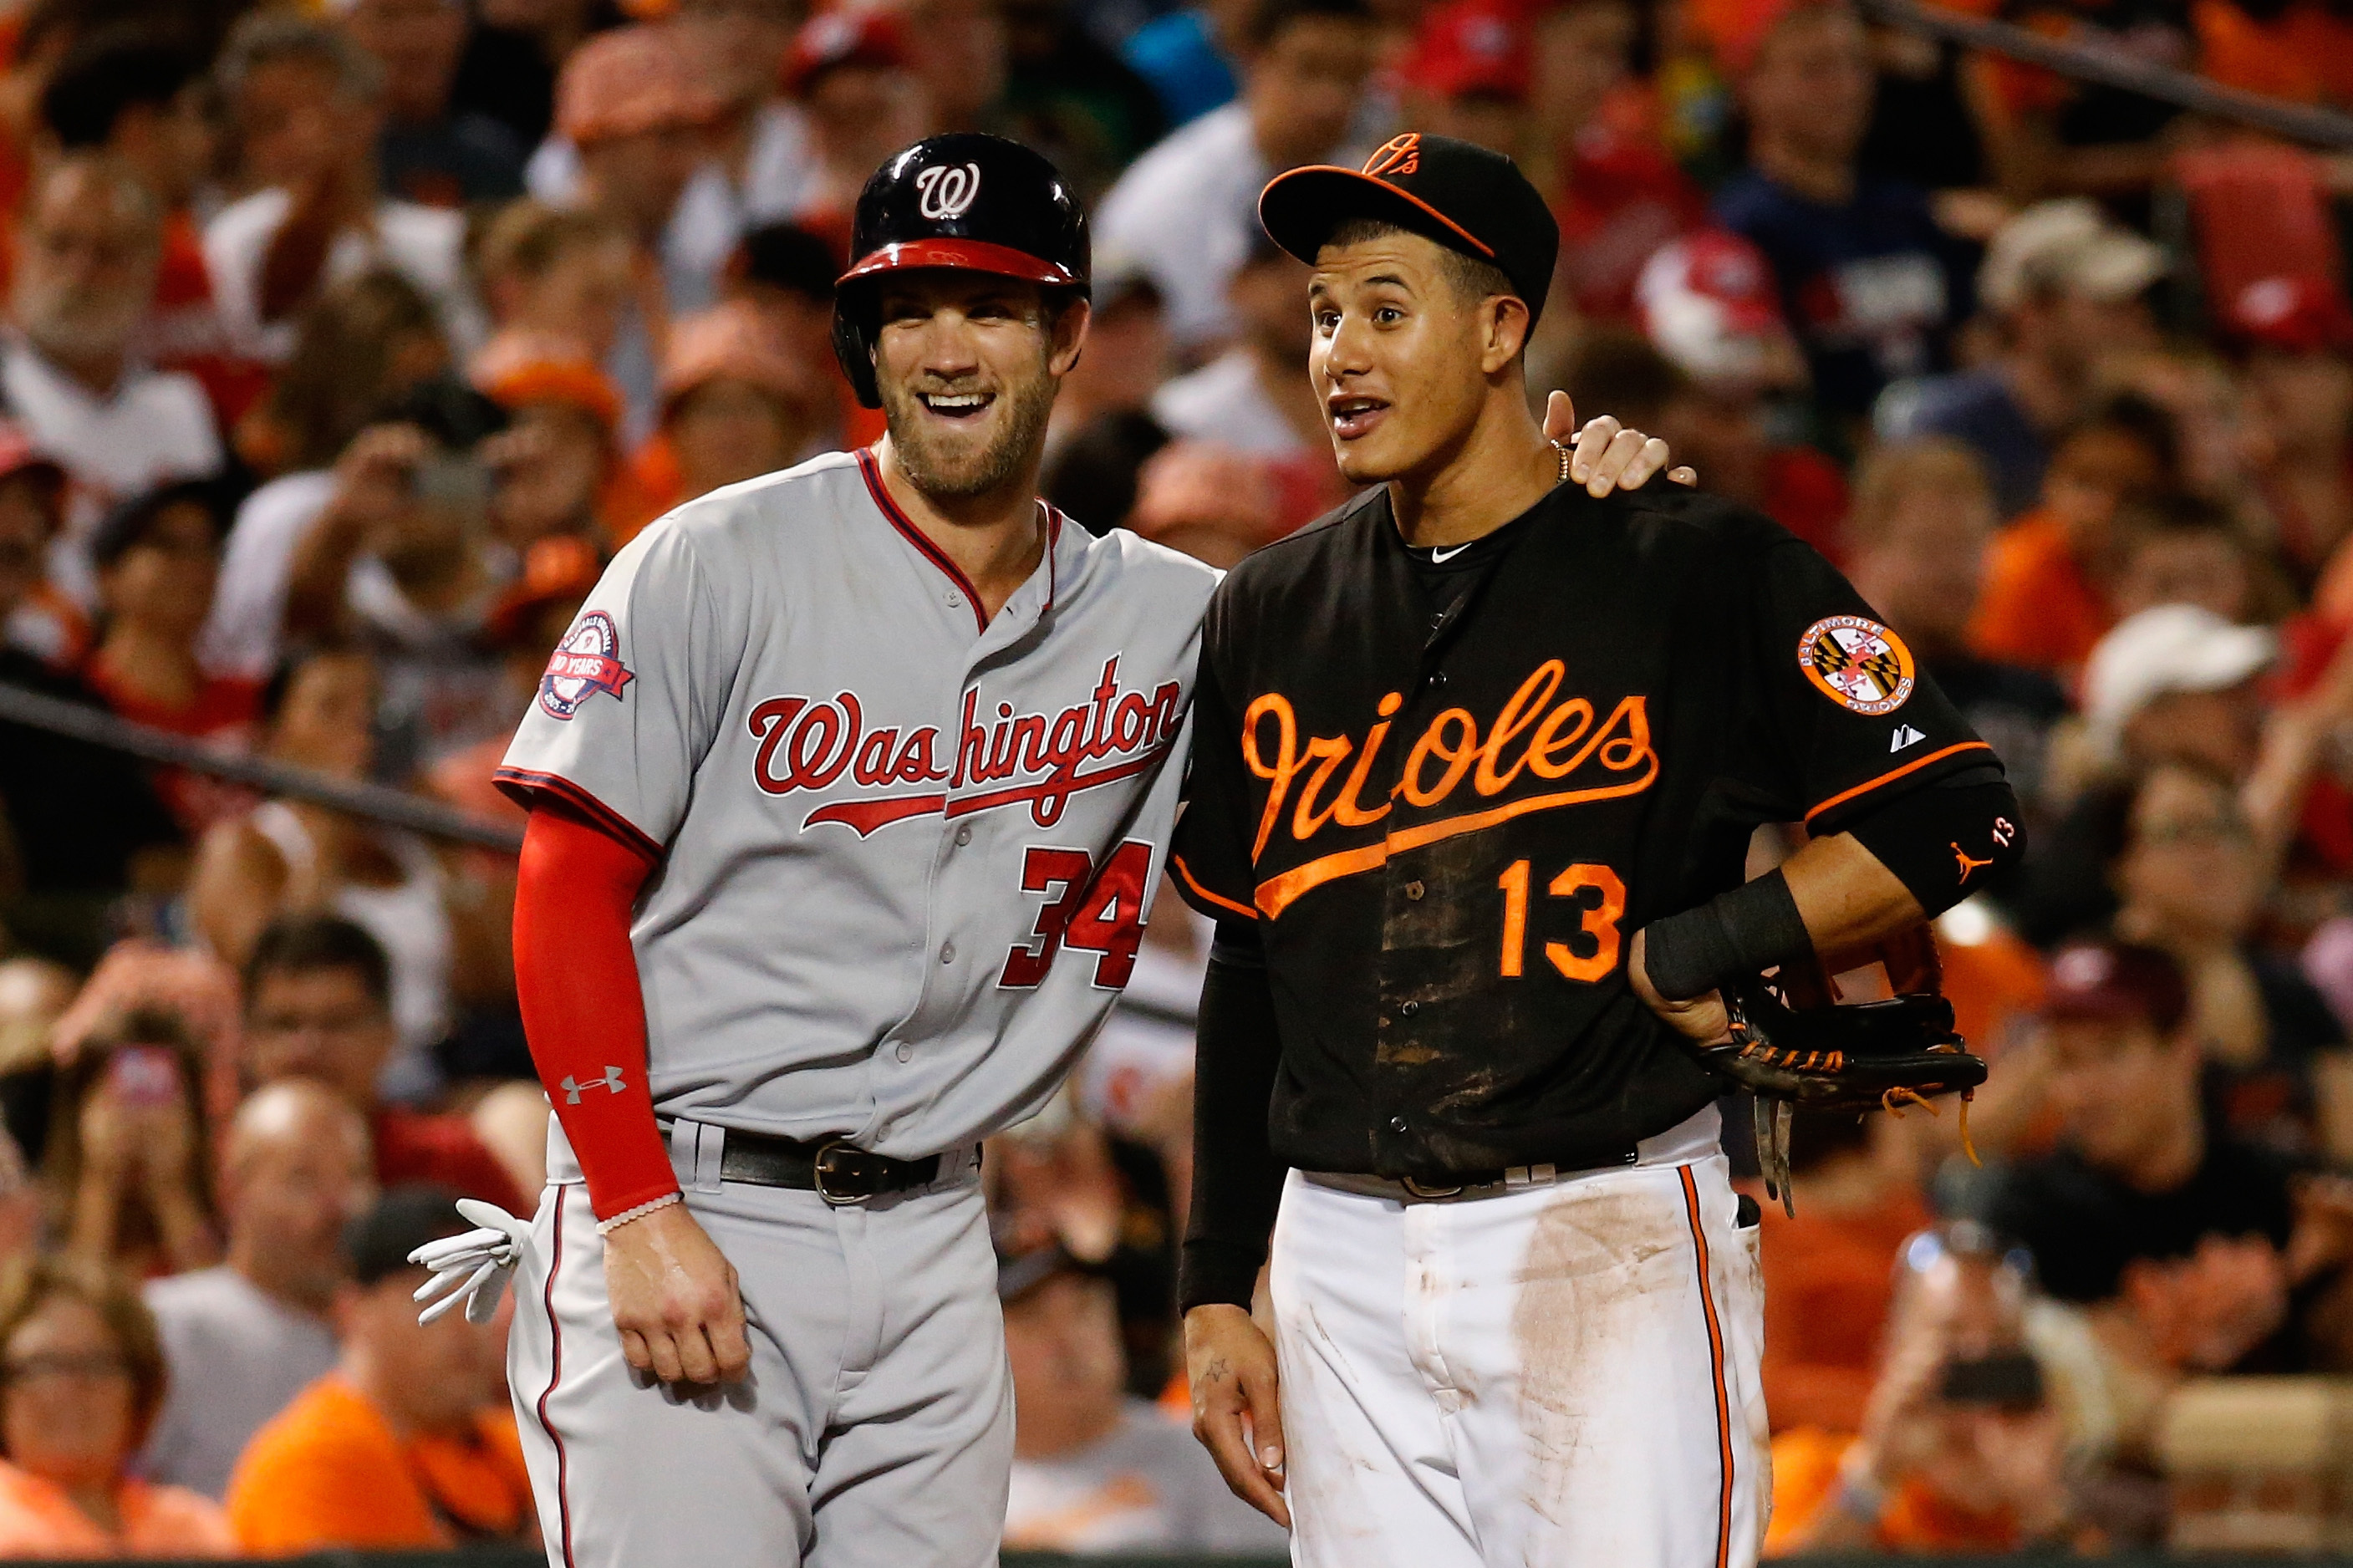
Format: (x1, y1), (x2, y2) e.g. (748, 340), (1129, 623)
(1170, 135), (2024, 1567)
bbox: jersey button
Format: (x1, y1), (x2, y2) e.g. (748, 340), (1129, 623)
(1429, 612), (1444, 630)
(1389, 1116), (1408, 1133)
(1404, 881), (1425, 901)
(955, 825), (973, 848)
(895, 1042), (914, 1062)
(1399, 1000), (1419, 1017)
(940, 942), (957, 964)
(1426, 670), (1448, 690)
(947, 593), (964, 608)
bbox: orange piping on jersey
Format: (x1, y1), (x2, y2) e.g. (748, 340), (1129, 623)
(1250, 749), (1658, 919)
(1679, 1164), (1734, 1568)
(1802, 742), (1992, 826)
(1172, 853), (1257, 920)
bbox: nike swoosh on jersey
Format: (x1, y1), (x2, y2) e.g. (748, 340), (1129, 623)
(1429, 543), (1472, 563)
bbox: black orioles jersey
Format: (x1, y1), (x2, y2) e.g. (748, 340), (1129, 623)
(1169, 479), (2002, 1181)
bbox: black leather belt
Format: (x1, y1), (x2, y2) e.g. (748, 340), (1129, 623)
(717, 1130), (944, 1204)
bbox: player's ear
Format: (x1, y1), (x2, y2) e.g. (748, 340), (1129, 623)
(1048, 293), (1092, 379)
(1480, 294), (1530, 377)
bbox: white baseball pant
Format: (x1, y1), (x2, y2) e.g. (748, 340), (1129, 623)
(507, 1122), (1010, 1568)
(1269, 1112), (1768, 1568)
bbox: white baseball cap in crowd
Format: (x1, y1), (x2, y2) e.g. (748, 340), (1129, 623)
(2081, 603), (2277, 761)
(1978, 199), (2168, 316)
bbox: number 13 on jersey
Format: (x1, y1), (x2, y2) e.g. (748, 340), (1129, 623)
(1497, 860), (1626, 981)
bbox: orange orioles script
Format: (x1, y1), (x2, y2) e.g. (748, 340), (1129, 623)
(1240, 659), (1658, 918)
(747, 656), (1184, 837)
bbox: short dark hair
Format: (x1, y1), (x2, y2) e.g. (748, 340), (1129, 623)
(87, 477), (229, 572)
(1244, 0), (1373, 51)
(245, 913), (393, 1013)
(40, 29), (199, 149)
(344, 1184), (467, 1285)
(736, 222), (839, 304)
(1325, 216), (1519, 325)
(1561, 327), (1688, 432)
(2060, 391), (2178, 485)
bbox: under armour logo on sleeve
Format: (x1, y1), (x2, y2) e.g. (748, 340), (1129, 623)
(560, 1066), (629, 1103)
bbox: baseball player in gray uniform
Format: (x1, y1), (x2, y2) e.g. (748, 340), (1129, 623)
(406, 132), (1680, 1568)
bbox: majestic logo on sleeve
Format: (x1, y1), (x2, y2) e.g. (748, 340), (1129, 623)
(1797, 615), (1915, 716)
(746, 657), (1183, 837)
(915, 161), (981, 220)
(537, 611), (634, 720)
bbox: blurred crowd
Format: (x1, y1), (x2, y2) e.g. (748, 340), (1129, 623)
(0, 0), (2339, 1554)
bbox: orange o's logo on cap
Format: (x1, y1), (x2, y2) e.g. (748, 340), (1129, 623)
(1797, 614), (1916, 715)
(1364, 134), (1421, 179)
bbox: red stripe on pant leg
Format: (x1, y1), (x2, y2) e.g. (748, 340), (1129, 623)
(535, 1191), (577, 1568)
(1678, 1165), (1732, 1568)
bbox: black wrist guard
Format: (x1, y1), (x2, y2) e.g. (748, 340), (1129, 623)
(1641, 868), (1813, 1002)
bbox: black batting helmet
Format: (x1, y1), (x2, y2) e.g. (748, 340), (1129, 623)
(832, 134), (1091, 408)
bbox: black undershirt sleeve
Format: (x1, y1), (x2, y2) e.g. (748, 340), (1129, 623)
(1179, 919), (1290, 1313)
(1838, 766), (2024, 918)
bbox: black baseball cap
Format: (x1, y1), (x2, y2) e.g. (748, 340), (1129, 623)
(1258, 132), (1560, 328)
(345, 1184), (469, 1286)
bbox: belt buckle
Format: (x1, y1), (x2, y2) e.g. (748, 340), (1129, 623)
(1399, 1177), (1464, 1199)
(812, 1141), (877, 1205)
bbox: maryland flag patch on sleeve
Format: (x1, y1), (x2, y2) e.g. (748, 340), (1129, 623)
(1797, 615), (1915, 716)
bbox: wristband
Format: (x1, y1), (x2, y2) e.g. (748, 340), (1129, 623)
(595, 1191), (681, 1235)
(1639, 868), (1812, 1001)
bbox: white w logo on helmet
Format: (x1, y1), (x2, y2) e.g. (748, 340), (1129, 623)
(914, 161), (982, 221)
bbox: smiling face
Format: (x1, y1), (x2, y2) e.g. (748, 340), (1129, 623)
(1308, 227), (1524, 486)
(872, 269), (1087, 501)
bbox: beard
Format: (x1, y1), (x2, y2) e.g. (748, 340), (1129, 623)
(880, 362), (1058, 501)
(18, 283), (140, 368)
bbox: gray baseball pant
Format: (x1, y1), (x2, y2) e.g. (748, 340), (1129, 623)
(507, 1121), (1010, 1568)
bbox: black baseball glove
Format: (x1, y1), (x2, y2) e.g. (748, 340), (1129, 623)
(1681, 928), (1987, 1213)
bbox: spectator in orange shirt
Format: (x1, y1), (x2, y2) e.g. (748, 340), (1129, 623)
(1846, 439), (2069, 824)
(1767, 1224), (2075, 1555)
(227, 1184), (532, 1553)
(1967, 392), (2177, 678)
(1757, 1109), (1933, 1435)
(469, 328), (624, 553)
(632, 301), (826, 530)
(0, 1253), (232, 1557)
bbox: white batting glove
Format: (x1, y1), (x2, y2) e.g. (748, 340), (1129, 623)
(410, 1198), (534, 1325)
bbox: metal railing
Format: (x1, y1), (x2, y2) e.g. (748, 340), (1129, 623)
(1859, 0), (2353, 150)
(0, 681), (523, 853)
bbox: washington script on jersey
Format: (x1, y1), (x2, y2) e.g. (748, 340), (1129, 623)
(748, 655), (1186, 837)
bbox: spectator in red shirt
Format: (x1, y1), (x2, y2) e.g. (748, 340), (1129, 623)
(82, 481), (261, 834)
(1399, 0), (1534, 165)
(237, 914), (525, 1214)
(1630, 227), (1848, 558)
(1537, 0), (1702, 321)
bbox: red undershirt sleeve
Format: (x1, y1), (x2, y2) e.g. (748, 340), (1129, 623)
(513, 794), (678, 1221)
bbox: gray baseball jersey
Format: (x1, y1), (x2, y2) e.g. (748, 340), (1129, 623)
(497, 447), (1218, 1154)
